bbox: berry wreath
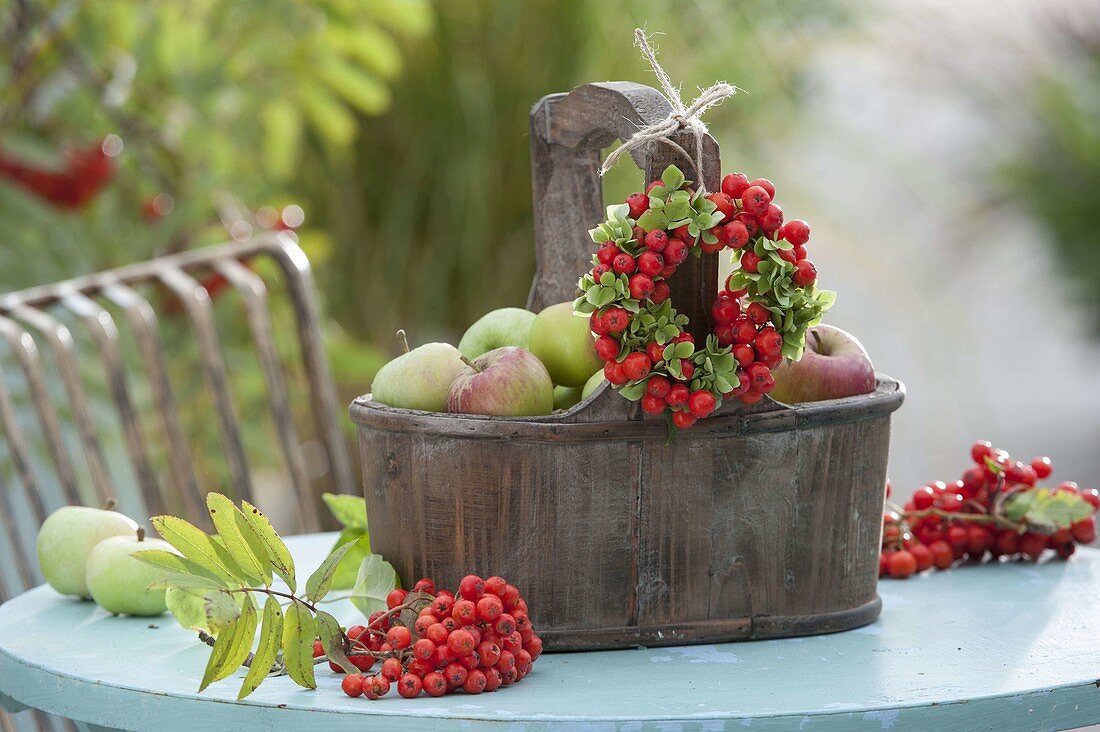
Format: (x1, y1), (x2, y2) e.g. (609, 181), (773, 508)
(573, 164), (836, 429)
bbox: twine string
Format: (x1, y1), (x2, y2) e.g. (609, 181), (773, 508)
(599, 29), (738, 195)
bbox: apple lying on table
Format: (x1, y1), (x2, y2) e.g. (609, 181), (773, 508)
(527, 301), (604, 387)
(448, 347), (554, 417)
(458, 307), (536, 358)
(36, 505), (139, 598)
(371, 339), (467, 412)
(770, 324), (876, 404)
(86, 527), (175, 616)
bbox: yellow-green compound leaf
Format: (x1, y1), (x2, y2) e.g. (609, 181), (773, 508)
(199, 593), (257, 692)
(282, 603), (317, 690)
(305, 540), (356, 603)
(207, 494), (269, 587)
(238, 596), (284, 701)
(151, 515), (239, 585)
(166, 588), (211, 633)
(133, 549), (228, 588)
(350, 553), (398, 619)
(322, 492), (368, 530)
(240, 501), (296, 593)
(330, 528), (370, 591)
(205, 590), (243, 635)
(315, 610), (356, 675)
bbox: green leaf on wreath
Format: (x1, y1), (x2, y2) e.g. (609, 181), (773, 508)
(661, 165), (686, 190)
(636, 208), (668, 232)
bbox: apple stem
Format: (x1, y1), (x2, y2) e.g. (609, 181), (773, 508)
(137, 526), (145, 542)
(395, 329), (410, 354)
(459, 355), (482, 373)
(811, 329), (822, 351)
(102, 497), (117, 511)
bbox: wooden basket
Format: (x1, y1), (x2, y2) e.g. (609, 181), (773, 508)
(350, 82), (904, 651)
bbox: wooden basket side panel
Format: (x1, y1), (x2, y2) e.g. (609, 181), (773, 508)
(358, 426), (639, 632)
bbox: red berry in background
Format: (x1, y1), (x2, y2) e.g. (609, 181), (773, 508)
(722, 172), (750, 199)
(714, 323), (735, 347)
(1031, 457), (1053, 479)
(622, 352), (652, 381)
(672, 410), (697, 429)
(464, 669), (488, 694)
(1072, 517), (1097, 544)
(385, 589), (407, 609)
(596, 241), (619, 266)
(740, 250), (762, 274)
(629, 273), (655, 300)
(754, 329), (783, 360)
(644, 229), (669, 252)
(946, 524), (968, 551)
(909, 543), (933, 571)
(971, 440), (994, 464)
(777, 247), (798, 265)
(699, 236), (725, 255)
(664, 238), (689, 265)
(912, 485), (935, 510)
(758, 203), (784, 233)
(641, 393), (665, 414)
(711, 295), (740, 324)
(398, 673), (422, 698)
(595, 335), (619, 361)
(313, 639), (325, 658)
(484, 667), (503, 692)
(741, 185), (771, 215)
(994, 529), (1020, 556)
(380, 657), (403, 681)
(633, 225), (647, 243)
(612, 253), (636, 275)
(732, 344), (755, 367)
(707, 192), (735, 221)
(749, 177), (775, 198)
(928, 540), (953, 569)
(342, 673), (365, 698)
(448, 629), (476, 657)
(672, 224), (692, 242)
(444, 662), (468, 689)
(792, 259), (817, 287)
(723, 221), (750, 250)
(352, 654), (376, 672)
(793, 244), (808, 261)
(423, 672), (448, 697)
(368, 675), (391, 698)
(734, 212), (759, 239)
(590, 311), (610, 336)
(689, 390), (717, 419)
(666, 383), (689, 407)
(603, 307), (630, 333)
(740, 389), (764, 405)
(645, 341), (666, 364)
(637, 251), (664, 276)
(745, 302), (770, 325)
(782, 219), (810, 246)
(965, 525), (992, 557)
(731, 317), (757, 345)
(645, 179), (662, 195)
(604, 359), (627, 386)
(1081, 489), (1100, 509)
(591, 263), (611, 281)
(452, 599), (477, 624)
(1019, 533), (1046, 561)
(647, 375), (671, 398)
(939, 492), (964, 512)
(626, 192), (649, 218)
(1056, 542), (1076, 560)
(386, 625), (411, 649)
(959, 467), (984, 498)
(651, 281), (670, 304)
(887, 550), (917, 579)
(679, 359), (695, 380)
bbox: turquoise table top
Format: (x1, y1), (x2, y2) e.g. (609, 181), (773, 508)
(2, 533), (1099, 731)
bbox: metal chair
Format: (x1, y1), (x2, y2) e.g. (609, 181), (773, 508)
(0, 234), (354, 731)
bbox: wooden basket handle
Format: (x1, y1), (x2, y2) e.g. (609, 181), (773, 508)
(526, 82), (721, 342)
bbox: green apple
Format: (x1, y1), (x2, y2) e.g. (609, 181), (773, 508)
(458, 308), (536, 358)
(85, 528), (174, 616)
(553, 385), (583, 411)
(581, 369), (607, 400)
(448, 347), (554, 417)
(36, 506), (138, 598)
(371, 342), (467, 412)
(527, 302), (603, 387)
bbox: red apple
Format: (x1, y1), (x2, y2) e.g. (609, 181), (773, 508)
(769, 324), (876, 404)
(447, 347), (554, 417)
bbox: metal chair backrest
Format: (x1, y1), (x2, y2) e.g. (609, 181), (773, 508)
(0, 234), (353, 602)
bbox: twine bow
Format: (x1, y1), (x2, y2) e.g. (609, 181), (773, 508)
(599, 29), (738, 195)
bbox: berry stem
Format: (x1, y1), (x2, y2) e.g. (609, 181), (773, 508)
(901, 507), (1019, 530)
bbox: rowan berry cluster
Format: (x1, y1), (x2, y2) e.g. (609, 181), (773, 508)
(321, 574), (541, 699)
(575, 164), (834, 428)
(880, 442), (1099, 579)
